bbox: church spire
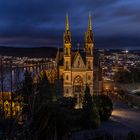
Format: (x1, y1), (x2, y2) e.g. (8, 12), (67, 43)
(66, 13), (69, 31)
(84, 12), (94, 56)
(88, 12), (92, 31)
(64, 13), (71, 56)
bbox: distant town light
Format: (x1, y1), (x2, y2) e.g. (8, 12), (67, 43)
(125, 50), (128, 53)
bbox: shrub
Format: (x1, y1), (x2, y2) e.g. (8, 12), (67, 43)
(58, 97), (76, 109)
(94, 94), (113, 121)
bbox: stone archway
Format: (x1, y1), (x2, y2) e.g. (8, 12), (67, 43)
(73, 75), (84, 108)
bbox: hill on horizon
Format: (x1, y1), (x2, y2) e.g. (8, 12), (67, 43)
(0, 46), (60, 58)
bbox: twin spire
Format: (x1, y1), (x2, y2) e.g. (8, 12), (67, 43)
(65, 13), (92, 31)
(66, 13), (69, 31)
(88, 12), (92, 31)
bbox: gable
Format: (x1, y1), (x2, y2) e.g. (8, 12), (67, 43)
(72, 52), (86, 68)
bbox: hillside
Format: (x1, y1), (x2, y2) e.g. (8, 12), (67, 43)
(0, 46), (60, 58)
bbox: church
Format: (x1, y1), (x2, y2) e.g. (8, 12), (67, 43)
(56, 14), (102, 107)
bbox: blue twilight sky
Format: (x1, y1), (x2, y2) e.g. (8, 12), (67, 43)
(0, 0), (140, 49)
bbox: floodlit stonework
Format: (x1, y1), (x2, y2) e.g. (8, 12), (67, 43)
(56, 14), (96, 107)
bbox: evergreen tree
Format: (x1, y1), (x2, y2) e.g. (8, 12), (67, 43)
(30, 103), (69, 140)
(22, 70), (33, 119)
(82, 86), (100, 129)
(38, 71), (55, 102)
(94, 94), (113, 121)
(23, 70), (33, 103)
(83, 86), (93, 112)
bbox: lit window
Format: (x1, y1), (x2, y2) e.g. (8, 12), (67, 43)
(66, 48), (68, 55)
(88, 61), (91, 69)
(88, 75), (91, 80)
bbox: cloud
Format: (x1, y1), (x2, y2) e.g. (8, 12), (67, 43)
(0, 0), (139, 48)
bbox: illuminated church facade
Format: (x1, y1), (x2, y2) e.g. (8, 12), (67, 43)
(56, 14), (102, 106)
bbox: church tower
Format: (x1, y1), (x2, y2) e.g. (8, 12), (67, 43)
(56, 13), (96, 107)
(84, 13), (94, 95)
(85, 13), (94, 56)
(63, 14), (72, 97)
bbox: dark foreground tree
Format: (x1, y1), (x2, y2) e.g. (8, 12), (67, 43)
(22, 70), (33, 119)
(58, 97), (76, 109)
(30, 103), (69, 140)
(38, 71), (56, 102)
(82, 86), (100, 129)
(94, 94), (113, 121)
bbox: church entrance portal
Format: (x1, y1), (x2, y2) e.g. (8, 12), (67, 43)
(73, 76), (84, 108)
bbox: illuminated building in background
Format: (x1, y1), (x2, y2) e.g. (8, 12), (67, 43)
(0, 92), (23, 123)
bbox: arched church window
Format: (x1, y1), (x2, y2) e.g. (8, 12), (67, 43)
(66, 75), (69, 80)
(78, 61), (80, 68)
(88, 61), (91, 69)
(88, 75), (91, 80)
(66, 61), (69, 69)
(66, 48), (68, 55)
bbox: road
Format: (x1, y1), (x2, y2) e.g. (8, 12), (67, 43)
(111, 101), (140, 133)
(70, 101), (140, 140)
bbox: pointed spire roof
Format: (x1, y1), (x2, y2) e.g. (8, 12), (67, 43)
(66, 13), (69, 31)
(88, 12), (92, 31)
